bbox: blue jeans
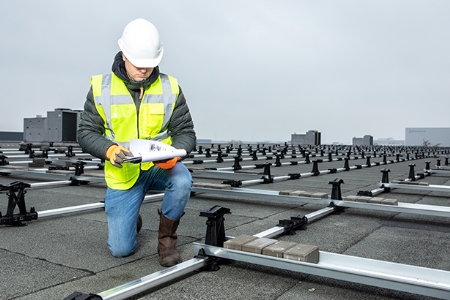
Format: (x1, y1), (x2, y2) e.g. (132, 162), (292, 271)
(104, 162), (192, 257)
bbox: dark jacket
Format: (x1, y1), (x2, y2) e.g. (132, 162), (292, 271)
(77, 52), (196, 160)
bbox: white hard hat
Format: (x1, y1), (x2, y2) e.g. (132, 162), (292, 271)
(118, 18), (164, 68)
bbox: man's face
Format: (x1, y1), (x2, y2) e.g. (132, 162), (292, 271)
(123, 54), (153, 82)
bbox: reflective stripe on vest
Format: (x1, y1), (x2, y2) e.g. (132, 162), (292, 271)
(91, 72), (179, 189)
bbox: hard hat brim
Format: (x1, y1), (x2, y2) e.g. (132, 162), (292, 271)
(118, 39), (164, 68)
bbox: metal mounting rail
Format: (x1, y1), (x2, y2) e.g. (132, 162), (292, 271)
(192, 187), (450, 218)
(96, 258), (208, 300)
(192, 243), (450, 299)
(20, 193), (164, 219)
(427, 168), (450, 175)
(379, 182), (450, 193)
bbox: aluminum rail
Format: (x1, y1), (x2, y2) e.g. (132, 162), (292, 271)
(379, 182), (450, 193)
(192, 243), (450, 299)
(253, 207), (335, 239)
(35, 193), (164, 218)
(427, 168), (450, 175)
(191, 187), (450, 218)
(97, 258), (208, 300)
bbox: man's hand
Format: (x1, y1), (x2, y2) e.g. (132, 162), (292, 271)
(106, 145), (133, 168)
(154, 156), (180, 169)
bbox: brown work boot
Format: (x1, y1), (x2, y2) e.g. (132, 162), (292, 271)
(157, 209), (182, 267)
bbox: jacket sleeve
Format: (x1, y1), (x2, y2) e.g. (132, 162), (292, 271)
(77, 87), (115, 160)
(168, 87), (196, 154)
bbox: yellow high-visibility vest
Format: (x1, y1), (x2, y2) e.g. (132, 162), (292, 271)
(91, 72), (179, 189)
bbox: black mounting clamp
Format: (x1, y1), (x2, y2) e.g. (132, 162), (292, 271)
(277, 215), (308, 235)
(252, 150), (258, 161)
(304, 153), (310, 164)
(200, 205), (231, 247)
(288, 173), (300, 180)
(197, 205), (231, 271)
(63, 292), (102, 300)
(343, 158), (350, 171)
(73, 161), (86, 176)
(216, 151), (224, 163)
(311, 160), (320, 176)
(261, 163), (274, 183)
(357, 190), (373, 197)
(232, 156), (242, 170)
(0, 181), (37, 226)
(205, 148), (211, 158)
(380, 168), (390, 183)
(65, 145), (76, 157)
(329, 178), (344, 200)
(274, 154), (282, 167)
(408, 164), (416, 181)
(365, 156), (371, 167)
(0, 154), (9, 166)
(222, 180), (242, 187)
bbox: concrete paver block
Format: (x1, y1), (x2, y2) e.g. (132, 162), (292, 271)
(344, 195), (359, 201)
(262, 241), (298, 258)
(382, 198), (398, 206)
(368, 197), (384, 204)
(311, 192), (328, 199)
(289, 190), (306, 196)
(223, 235), (258, 250)
(242, 237), (278, 254)
(356, 196), (372, 203)
(298, 191), (314, 197)
(284, 244), (320, 263)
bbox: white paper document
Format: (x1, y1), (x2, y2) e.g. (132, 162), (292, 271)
(125, 139), (187, 163)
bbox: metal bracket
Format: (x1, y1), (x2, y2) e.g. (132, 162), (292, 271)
(198, 205), (233, 271)
(357, 190), (373, 197)
(288, 173), (300, 180)
(0, 154), (9, 166)
(200, 205), (231, 247)
(66, 145), (76, 157)
(222, 180), (242, 187)
(73, 161), (86, 176)
(277, 215), (308, 235)
(216, 151), (224, 163)
(63, 292), (102, 300)
(311, 160), (320, 176)
(261, 163), (274, 183)
(329, 178), (344, 200)
(0, 181), (37, 226)
(232, 156), (242, 170)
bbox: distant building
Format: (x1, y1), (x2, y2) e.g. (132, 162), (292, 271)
(352, 135), (373, 146)
(0, 131), (23, 142)
(196, 139), (212, 144)
(405, 127), (450, 147)
(374, 137), (404, 146)
(23, 108), (82, 143)
(291, 130), (321, 146)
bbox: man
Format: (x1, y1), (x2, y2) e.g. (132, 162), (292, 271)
(77, 18), (196, 267)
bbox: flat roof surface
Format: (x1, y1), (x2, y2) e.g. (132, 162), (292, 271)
(1, 144), (449, 300)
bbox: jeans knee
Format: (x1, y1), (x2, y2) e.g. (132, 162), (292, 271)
(109, 243), (135, 258)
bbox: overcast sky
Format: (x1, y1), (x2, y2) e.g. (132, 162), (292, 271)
(1, 1), (449, 144)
